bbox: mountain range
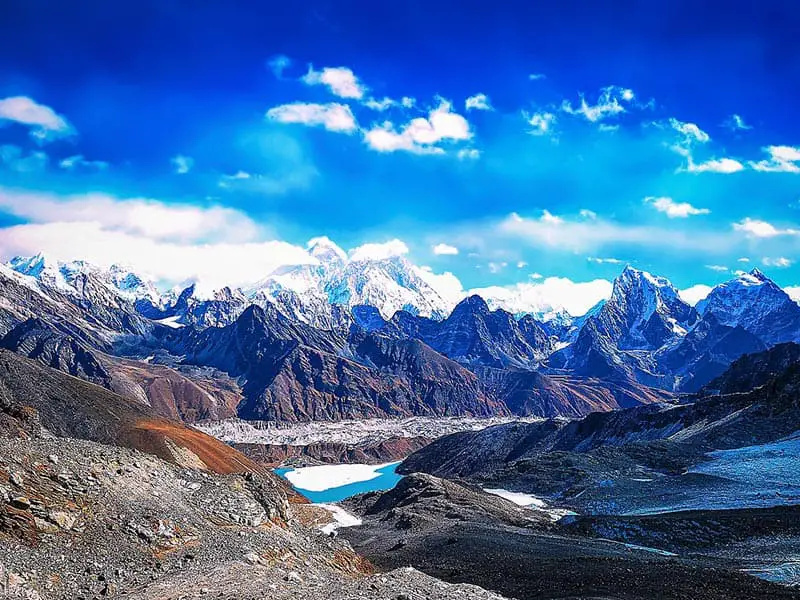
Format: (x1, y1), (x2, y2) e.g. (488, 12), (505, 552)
(2, 249), (800, 423)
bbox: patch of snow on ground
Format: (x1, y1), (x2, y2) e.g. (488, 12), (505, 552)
(284, 462), (400, 492)
(316, 503), (363, 535)
(154, 315), (184, 328)
(484, 488), (577, 522)
(484, 488), (547, 507)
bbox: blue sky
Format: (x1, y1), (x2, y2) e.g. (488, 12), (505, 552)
(1, 0), (799, 301)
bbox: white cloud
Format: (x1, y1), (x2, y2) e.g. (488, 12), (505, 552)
(0, 96), (73, 142)
(561, 86), (635, 122)
(705, 264), (729, 272)
(218, 166), (317, 195)
(679, 284), (712, 306)
(733, 217), (799, 238)
(363, 99), (472, 154)
(221, 170), (251, 181)
(645, 196), (710, 218)
(487, 261), (508, 274)
(587, 257), (623, 264)
(267, 102), (357, 133)
(0, 189), (319, 294)
(0, 145), (48, 173)
(580, 209), (598, 220)
(465, 93), (492, 111)
(349, 239), (409, 262)
(668, 118), (743, 174)
(470, 277), (612, 317)
(785, 286), (800, 304)
(749, 145), (800, 173)
(539, 209), (563, 224)
(500, 210), (729, 253)
(268, 55), (292, 78)
(302, 65), (366, 99)
(364, 97), (395, 111)
(517, 261), (528, 268)
(684, 157), (745, 174)
(414, 265), (464, 306)
(762, 257), (793, 268)
(669, 118), (710, 143)
(171, 154), (193, 174)
(724, 114), (752, 131)
(524, 111), (556, 136)
(432, 243), (459, 255)
(59, 154), (108, 171)
(528, 73), (546, 81)
(400, 97), (416, 108)
(0, 221), (315, 296)
(0, 187), (260, 244)
(738, 257), (750, 263)
(457, 148), (480, 160)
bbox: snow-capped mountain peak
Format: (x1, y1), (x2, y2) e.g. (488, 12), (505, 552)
(8, 252), (66, 287)
(695, 268), (800, 344)
(307, 236), (347, 264)
(6, 254), (163, 306)
(596, 266), (697, 349)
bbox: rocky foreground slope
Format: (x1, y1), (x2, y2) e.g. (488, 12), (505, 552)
(0, 352), (507, 600)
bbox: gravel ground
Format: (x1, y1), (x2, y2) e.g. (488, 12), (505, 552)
(0, 436), (508, 600)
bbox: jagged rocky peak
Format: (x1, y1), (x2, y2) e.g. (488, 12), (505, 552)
(615, 265), (689, 312)
(8, 251), (53, 276)
(450, 294), (492, 317)
(601, 265), (697, 347)
(6, 252), (163, 306)
(7, 251), (67, 289)
(697, 268), (784, 319)
(696, 267), (800, 344)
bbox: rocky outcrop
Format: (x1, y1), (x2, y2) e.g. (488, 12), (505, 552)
(703, 342), (800, 395)
(473, 366), (671, 418)
(0, 349), (262, 475)
(382, 295), (552, 368)
(235, 436), (431, 467)
(401, 359), (800, 481)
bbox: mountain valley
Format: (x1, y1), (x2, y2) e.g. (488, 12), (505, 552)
(3, 250), (800, 598)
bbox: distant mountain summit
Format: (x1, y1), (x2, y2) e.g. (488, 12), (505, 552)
(5, 251), (800, 419)
(697, 268), (800, 345)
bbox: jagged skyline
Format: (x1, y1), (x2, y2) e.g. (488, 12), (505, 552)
(1, 1), (799, 300)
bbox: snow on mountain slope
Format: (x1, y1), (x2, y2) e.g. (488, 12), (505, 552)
(7, 252), (162, 306)
(248, 238), (454, 324)
(697, 269), (800, 345)
(598, 266), (698, 350)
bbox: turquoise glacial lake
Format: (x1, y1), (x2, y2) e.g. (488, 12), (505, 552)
(274, 462), (403, 503)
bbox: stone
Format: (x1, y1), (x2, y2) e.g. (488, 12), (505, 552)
(10, 496), (31, 510)
(9, 472), (23, 487)
(285, 571), (302, 583)
(48, 454), (59, 465)
(34, 517), (60, 534)
(49, 510), (77, 530)
(243, 552), (261, 565)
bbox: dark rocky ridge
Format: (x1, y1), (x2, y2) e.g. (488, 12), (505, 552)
(341, 473), (799, 600)
(234, 435), (431, 467)
(703, 341), (800, 394)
